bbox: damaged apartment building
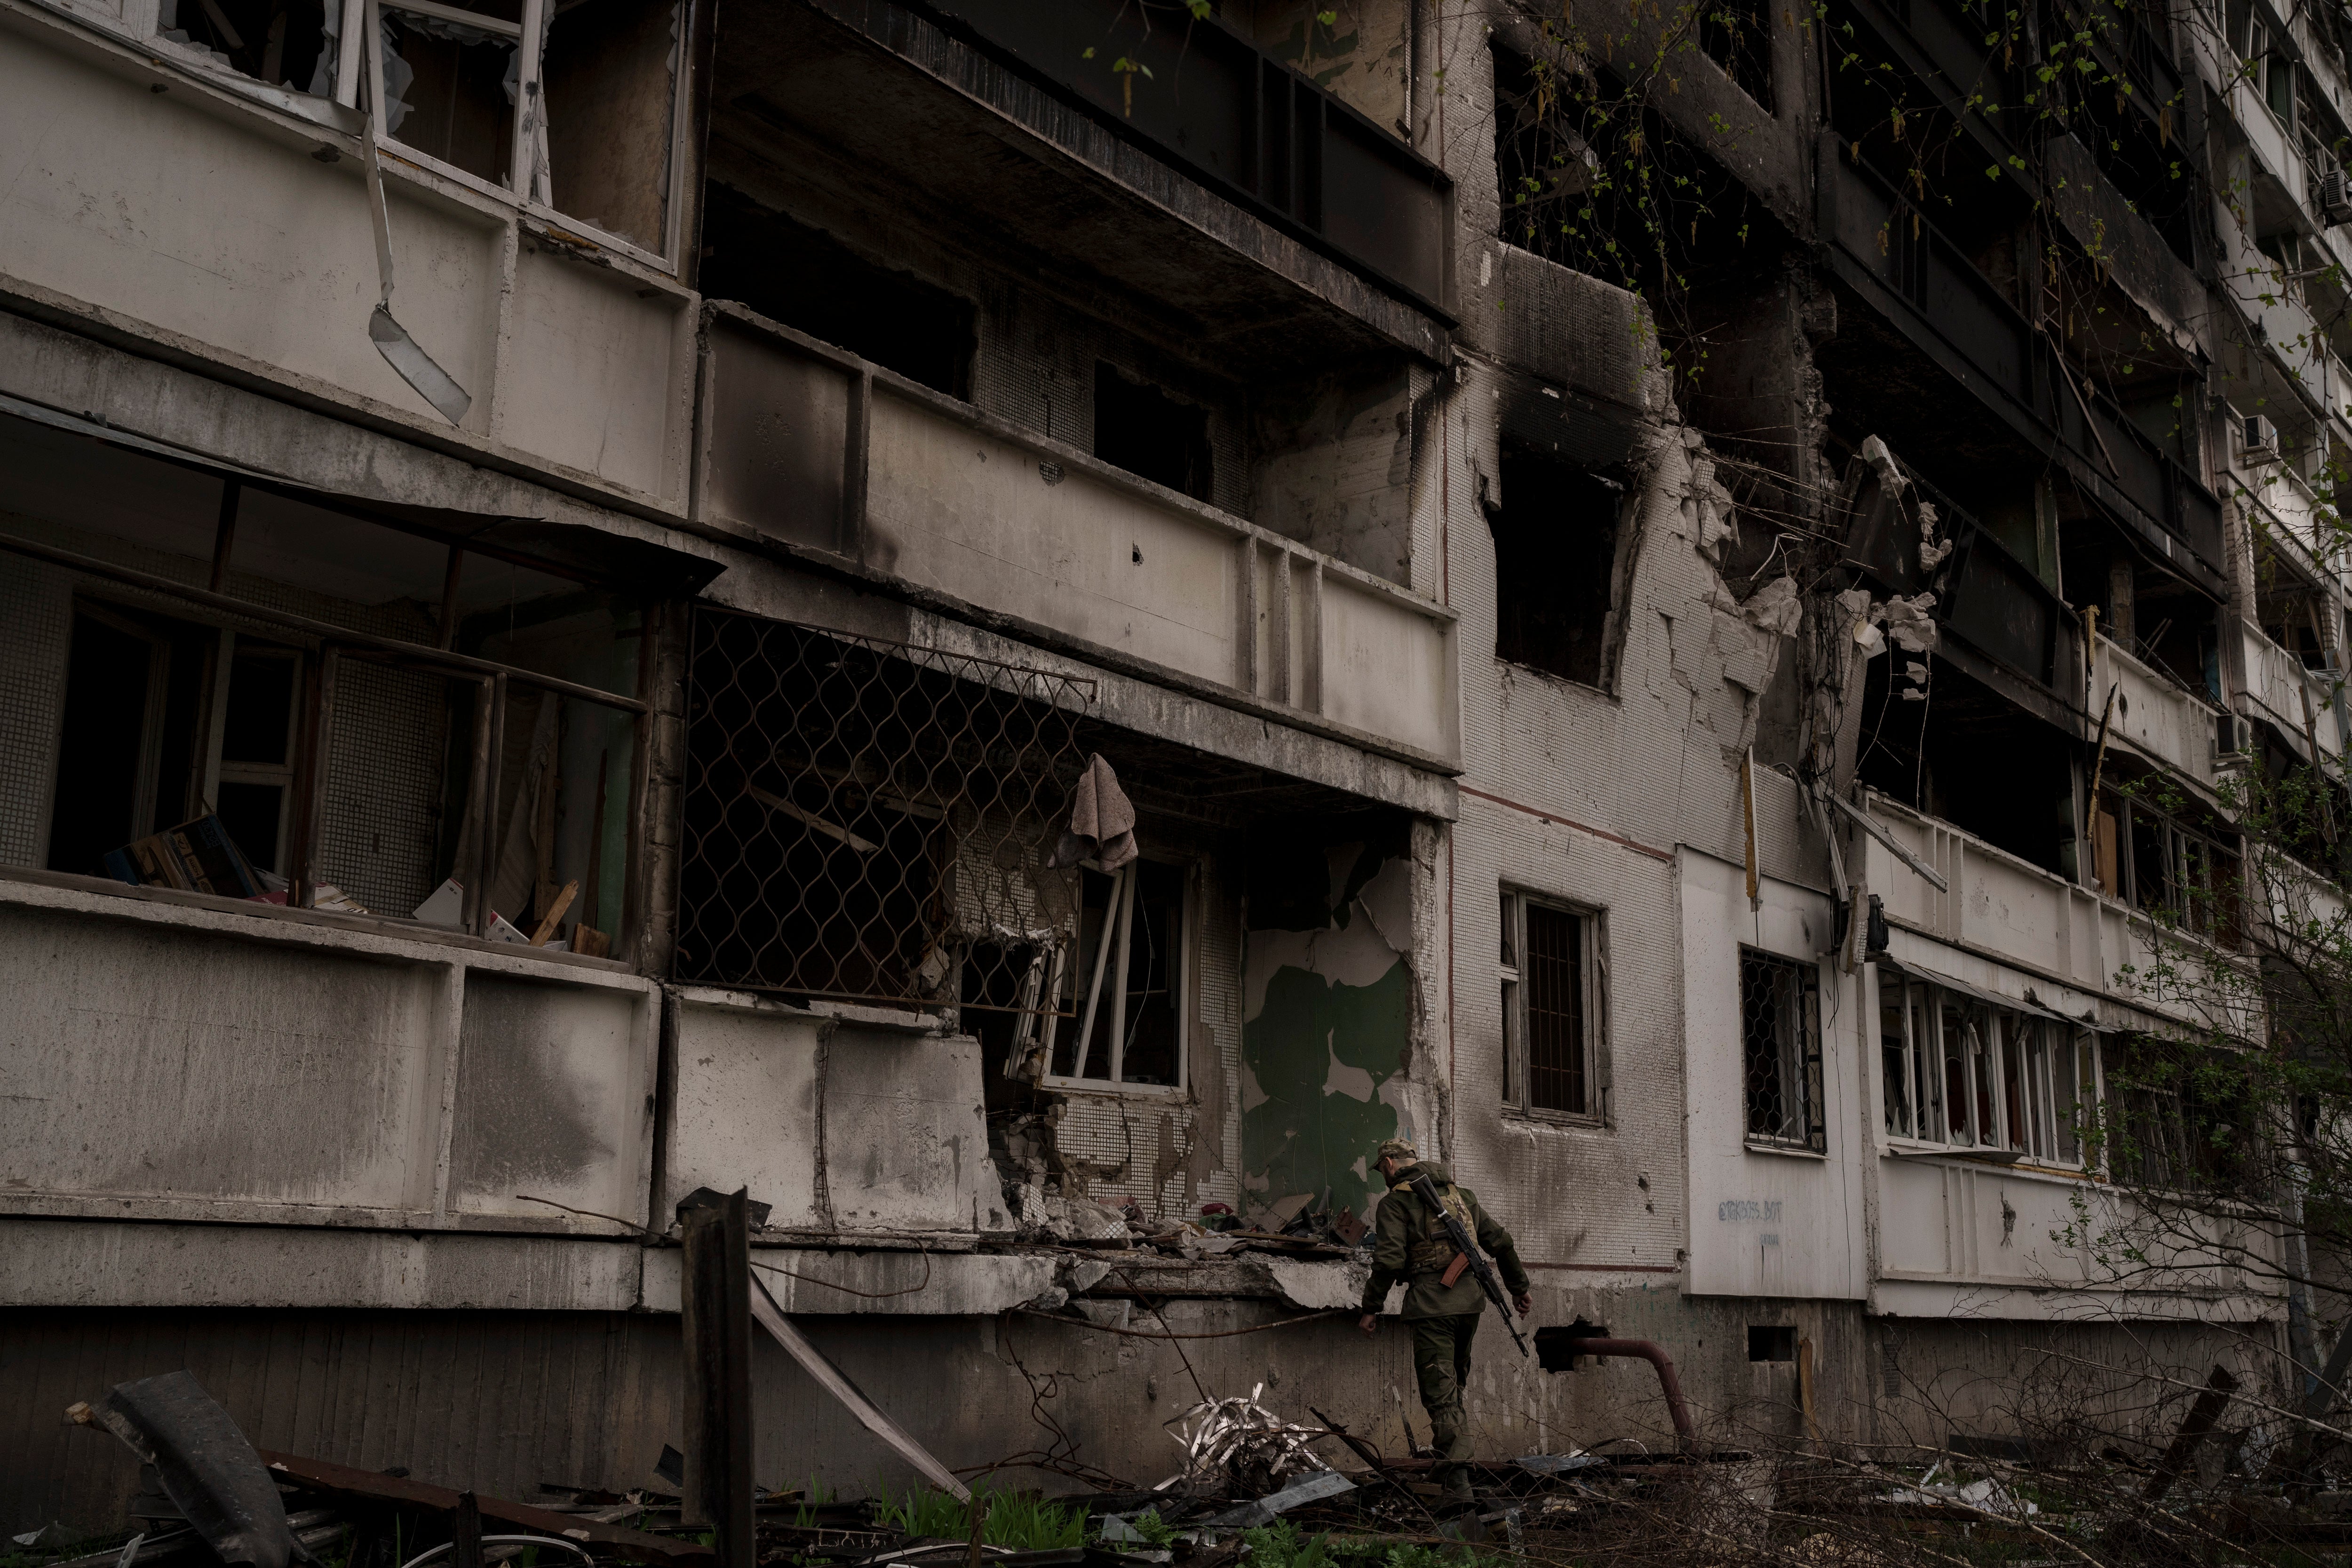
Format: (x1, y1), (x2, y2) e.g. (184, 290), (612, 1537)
(0, 0), (2334, 1524)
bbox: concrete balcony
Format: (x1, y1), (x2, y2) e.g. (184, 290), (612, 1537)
(0, 872), (659, 1236)
(2090, 636), (2224, 787)
(692, 304), (1461, 769)
(1859, 790), (2184, 1018)
(0, 870), (1013, 1266)
(0, 13), (695, 508)
(2241, 624), (2348, 765)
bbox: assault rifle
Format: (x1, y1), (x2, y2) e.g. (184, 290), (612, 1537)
(1410, 1172), (1530, 1358)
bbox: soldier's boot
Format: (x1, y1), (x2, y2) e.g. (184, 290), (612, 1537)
(1439, 1466), (1476, 1507)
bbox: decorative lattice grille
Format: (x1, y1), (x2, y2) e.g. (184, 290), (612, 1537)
(1741, 947), (1825, 1152)
(675, 609), (1096, 1013)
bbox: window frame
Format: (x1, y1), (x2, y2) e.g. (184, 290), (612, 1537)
(1499, 888), (1605, 1125)
(1876, 971), (2105, 1169)
(1041, 855), (1193, 1096)
(1740, 946), (1826, 1155)
(113, 0), (693, 271)
(11, 486), (651, 947)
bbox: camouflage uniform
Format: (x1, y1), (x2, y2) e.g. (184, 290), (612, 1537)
(1359, 1157), (1530, 1496)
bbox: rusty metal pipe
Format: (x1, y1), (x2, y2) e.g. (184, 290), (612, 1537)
(1577, 1339), (1697, 1451)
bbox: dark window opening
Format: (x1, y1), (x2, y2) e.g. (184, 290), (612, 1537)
(159, 0), (332, 92)
(697, 184), (976, 398)
(2254, 543), (2338, 671)
(1748, 1324), (1796, 1362)
(1855, 656), (2078, 878)
(1056, 860), (1186, 1088)
(1093, 366), (1212, 503)
(1487, 445), (1623, 688)
(1700, 0), (1774, 111)
(1741, 947), (1824, 1151)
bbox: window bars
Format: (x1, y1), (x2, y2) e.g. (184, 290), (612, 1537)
(675, 608), (1097, 1014)
(1742, 947), (1826, 1153)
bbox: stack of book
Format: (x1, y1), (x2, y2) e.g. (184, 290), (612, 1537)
(102, 814), (266, 899)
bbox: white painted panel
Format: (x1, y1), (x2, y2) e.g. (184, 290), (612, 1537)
(1678, 847), (1868, 1301)
(865, 394), (1239, 686)
(0, 905), (443, 1210)
(1878, 1160), (1950, 1274)
(821, 1026), (1003, 1234)
(1321, 575), (1450, 756)
(501, 243), (682, 495)
(0, 42), (496, 422)
(446, 972), (652, 1222)
(665, 999), (825, 1230)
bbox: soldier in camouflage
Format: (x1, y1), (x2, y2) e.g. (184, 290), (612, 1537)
(1356, 1137), (1533, 1507)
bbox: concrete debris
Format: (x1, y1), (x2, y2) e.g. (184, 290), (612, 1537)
(1745, 575), (1804, 637)
(1882, 1461), (2039, 1517)
(1881, 594), (1939, 653)
(1683, 436), (1739, 556)
(1859, 434), (1907, 496)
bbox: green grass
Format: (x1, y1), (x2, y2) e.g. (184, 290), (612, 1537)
(1238, 1520), (1515, 1568)
(870, 1486), (1087, 1551)
(791, 1477), (838, 1530)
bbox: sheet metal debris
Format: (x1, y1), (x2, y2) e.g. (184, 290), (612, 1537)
(1197, 1470), (1357, 1528)
(1168, 1385), (1334, 1495)
(74, 1372), (313, 1568)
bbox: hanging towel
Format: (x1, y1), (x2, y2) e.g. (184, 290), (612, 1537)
(1048, 753), (1138, 870)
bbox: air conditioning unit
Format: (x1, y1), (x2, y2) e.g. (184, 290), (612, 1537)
(2241, 413), (2281, 462)
(2214, 710), (2254, 767)
(2325, 168), (2352, 227)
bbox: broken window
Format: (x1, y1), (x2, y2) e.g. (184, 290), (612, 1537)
(1879, 973), (2101, 1163)
(318, 0), (685, 254)
(1878, 989), (1913, 1137)
(2100, 1036), (2241, 1188)
(1741, 947), (1823, 1152)
(1049, 859), (1189, 1089)
(2093, 782), (2242, 946)
(379, 0), (523, 187)
(5, 408), (647, 952)
(1501, 890), (1597, 1118)
(158, 0), (337, 91)
(1094, 365), (1212, 503)
(674, 610), (1095, 1012)
(1486, 446), (1625, 688)
(696, 186), (977, 397)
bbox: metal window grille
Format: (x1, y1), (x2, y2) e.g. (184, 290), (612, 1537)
(1524, 903), (1586, 1114)
(675, 608), (1096, 1013)
(1741, 947), (1825, 1152)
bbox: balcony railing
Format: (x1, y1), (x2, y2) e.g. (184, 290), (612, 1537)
(2090, 635), (2223, 785)
(692, 303), (1459, 767)
(2241, 624), (2348, 767)
(812, 0), (1454, 316)
(1820, 138), (2226, 580)
(1859, 790), (2201, 1019)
